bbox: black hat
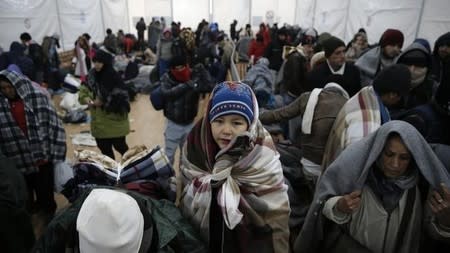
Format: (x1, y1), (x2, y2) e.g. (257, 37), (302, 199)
(323, 36), (345, 58)
(397, 49), (430, 68)
(170, 55), (187, 68)
(373, 64), (411, 96)
(92, 50), (113, 65)
(277, 27), (288, 36)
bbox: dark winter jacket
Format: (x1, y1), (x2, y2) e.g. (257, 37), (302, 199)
(0, 153), (35, 253)
(307, 62), (361, 97)
(160, 72), (200, 125)
(264, 39), (289, 71)
(395, 42), (435, 109)
(32, 187), (207, 253)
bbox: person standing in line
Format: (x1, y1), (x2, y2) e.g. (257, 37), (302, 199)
(136, 17), (147, 51)
(0, 69), (66, 223)
(79, 50), (130, 159)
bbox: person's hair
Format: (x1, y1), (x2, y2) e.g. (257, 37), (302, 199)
(0, 75), (11, 84)
(83, 33), (91, 41)
(106, 28), (112, 34)
(20, 32), (32, 41)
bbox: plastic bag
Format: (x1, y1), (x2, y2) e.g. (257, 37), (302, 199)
(54, 161), (74, 193)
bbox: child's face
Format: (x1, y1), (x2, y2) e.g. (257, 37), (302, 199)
(211, 114), (249, 149)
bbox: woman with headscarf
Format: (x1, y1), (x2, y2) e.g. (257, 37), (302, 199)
(179, 81), (290, 253)
(78, 50), (130, 159)
(294, 120), (450, 253)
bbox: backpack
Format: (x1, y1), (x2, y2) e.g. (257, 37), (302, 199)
(124, 61), (139, 81)
(149, 82), (165, 110)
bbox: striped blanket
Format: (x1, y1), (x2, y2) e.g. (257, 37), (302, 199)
(0, 70), (66, 174)
(179, 105), (290, 252)
(322, 86), (382, 170)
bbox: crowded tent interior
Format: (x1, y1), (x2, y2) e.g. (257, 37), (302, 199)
(1, 0), (450, 252)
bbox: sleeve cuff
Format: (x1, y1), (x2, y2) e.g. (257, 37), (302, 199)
(322, 196), (351, 224)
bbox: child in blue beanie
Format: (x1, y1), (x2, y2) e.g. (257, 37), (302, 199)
(179, 81), (290, 253)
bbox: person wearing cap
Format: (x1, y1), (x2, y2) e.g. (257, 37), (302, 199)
(0, 69), (66, 222)
(156, 27), (174, 77)
(159, 55), (203, 165)
(322, 64), (411, 170)
(264, 26), (290, 72)
(180, 81), (290, 253)
(78, 50), (130, 159)
(33, 187), (208, 252)
(307, 36), (361, 97)
(431, 32), (450, 99)
(148, 19), (162, 52)
(356, 28), (404, 86)
(394, 40), (434, 110)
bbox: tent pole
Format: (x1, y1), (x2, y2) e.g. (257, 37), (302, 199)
(125, 0), (131, 33)
(209, 0), (213, 23)
(294, 0), (299, 24)
(416, 0), (426, 38)
(54, 0), (65, 51)
(343, 0), (352, 42)
(170, 0), (174, 24)
(249, 0), (252, 26)
(312, 0), (318, 28)
(99, 0), (107, 38)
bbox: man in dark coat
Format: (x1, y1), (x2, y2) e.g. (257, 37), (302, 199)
(136, 17), (147, 49)
(307, 36), (361, 97)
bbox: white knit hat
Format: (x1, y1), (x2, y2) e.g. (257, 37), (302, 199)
(77, 189), (144, 253)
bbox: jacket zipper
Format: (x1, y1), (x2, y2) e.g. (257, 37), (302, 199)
(382, 213), (391, 253)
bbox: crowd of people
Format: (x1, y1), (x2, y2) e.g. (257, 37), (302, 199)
(0, 15), (450, 253)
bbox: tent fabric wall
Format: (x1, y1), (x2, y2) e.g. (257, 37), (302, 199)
(0, 0), (59, 50)
(418, 0), (450, 49)
(57, 0), (105, 51)
(0, 0), (449, 53)
(172, 0), (209, 29)
(101, 0), (129, 38)
(294, 0), (316, 29)
(212, 0), (249, 35)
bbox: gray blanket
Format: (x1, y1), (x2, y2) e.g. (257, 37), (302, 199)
(294, 120), (450, 252)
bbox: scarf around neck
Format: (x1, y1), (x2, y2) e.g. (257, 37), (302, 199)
(170, 65), (192, 83)
(367, 161), (418, 213)
(179, 86), (288, 242)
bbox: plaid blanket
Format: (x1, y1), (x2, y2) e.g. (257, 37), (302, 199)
(322, 86), (382, 170)
(0, 70), (66, 174)
(179, 87), (290, 252)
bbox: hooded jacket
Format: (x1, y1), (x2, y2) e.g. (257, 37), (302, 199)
(394, 42), (434, 109)
(294, 120), (450, 253)
(0, 70), (66, 174)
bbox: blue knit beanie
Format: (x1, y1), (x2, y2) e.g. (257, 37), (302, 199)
(209, 81), (254, 125)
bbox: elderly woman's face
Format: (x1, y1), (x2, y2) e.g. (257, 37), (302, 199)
(380, 135), (411, 178)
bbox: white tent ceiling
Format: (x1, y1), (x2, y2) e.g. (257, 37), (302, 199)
(0, 0), (449, 51)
